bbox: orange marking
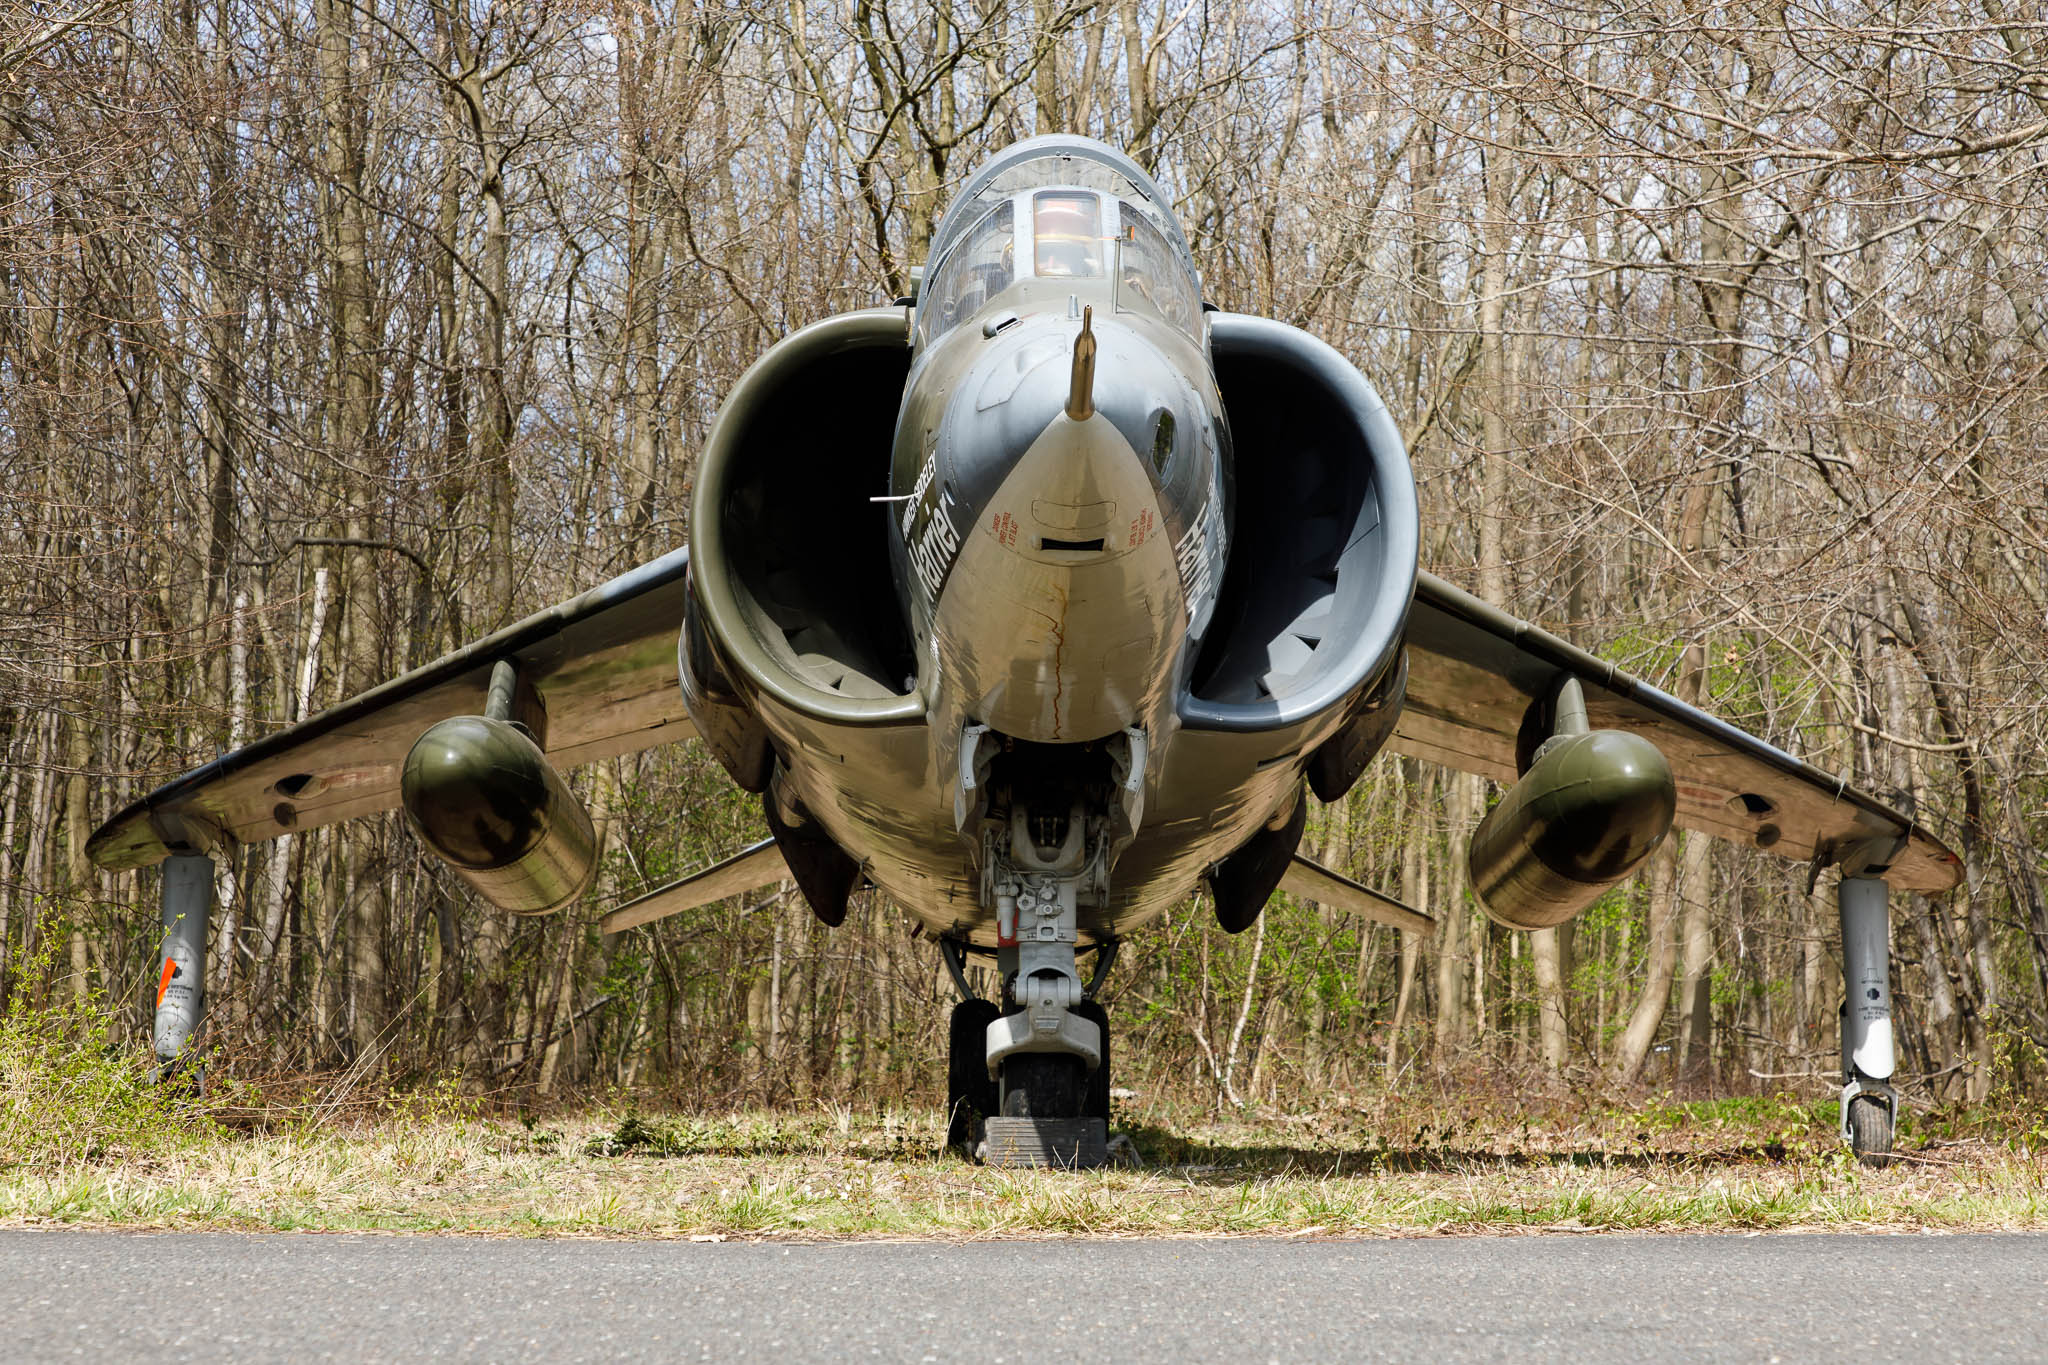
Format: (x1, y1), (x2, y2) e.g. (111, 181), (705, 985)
(156, 958), (178, 1008)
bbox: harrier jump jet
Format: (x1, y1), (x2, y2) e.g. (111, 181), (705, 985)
(91, 135), (1958, 1167)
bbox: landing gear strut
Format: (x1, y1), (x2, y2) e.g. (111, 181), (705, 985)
(1837, 874), (1898, 1168)
(941, 932), (1117, 1166)
(152, 851), (215, 1089)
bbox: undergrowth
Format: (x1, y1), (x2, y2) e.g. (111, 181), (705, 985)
(0, 963), (212, 1169)
(3, 986), (2044, 1238)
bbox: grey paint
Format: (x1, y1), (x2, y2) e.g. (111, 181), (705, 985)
(151, 853), (212, 1074)
(1839, 874), (1899, 1145)
(1187, 313), (1417, 733)
(1840, 876), (1898, 1082)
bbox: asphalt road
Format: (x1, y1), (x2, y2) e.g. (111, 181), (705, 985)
(3, 1228), (2043, 1362)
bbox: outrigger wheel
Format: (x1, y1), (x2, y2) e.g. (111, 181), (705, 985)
(1846, 1091), (1894, 1169)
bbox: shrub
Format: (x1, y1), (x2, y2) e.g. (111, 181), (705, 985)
(0, 962), (213, 1169)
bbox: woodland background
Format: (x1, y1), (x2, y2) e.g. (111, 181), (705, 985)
(5, 0), (2048, 1111)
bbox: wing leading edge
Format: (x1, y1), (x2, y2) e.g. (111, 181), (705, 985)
(88, 547), (696, 872)
(1278, 854), (1434, 933)
(1391, 571), (1960, 895)
(598, 839), (788, 933)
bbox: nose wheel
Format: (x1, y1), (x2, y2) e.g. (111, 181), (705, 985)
(999, 1052), (1087, 1117)
(985, 1055), (1108, 1168)
(945, 1001), (1109, 1161)
(946, 997), (1002, 1154)
(1075, 997), (1111, 1122)
(939, 934), (1117, 1168)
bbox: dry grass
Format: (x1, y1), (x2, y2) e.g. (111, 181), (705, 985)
(3, 1086), (2043, 1239)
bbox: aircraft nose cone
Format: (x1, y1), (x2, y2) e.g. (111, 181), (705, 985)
(929, 321), (1199, 742)
(900, 307), (1222, 742)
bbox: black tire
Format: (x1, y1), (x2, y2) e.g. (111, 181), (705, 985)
(946, 999), (1001, 1153)
(999, 1051), (1086, 1118)
(1074, 999), (1111, 1121)
(1847, 1093), (1894, 1168)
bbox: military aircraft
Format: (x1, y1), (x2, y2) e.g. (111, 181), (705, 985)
(90, 135), (1958, 1168)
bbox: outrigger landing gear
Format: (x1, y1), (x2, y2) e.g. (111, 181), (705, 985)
(1804, 832), (1908, 1168)
(152, 851), (216, 1089)
(1837, 874), (1898, 1167)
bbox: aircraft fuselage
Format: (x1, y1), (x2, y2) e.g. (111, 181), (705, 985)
(698, 138), (1371, 949)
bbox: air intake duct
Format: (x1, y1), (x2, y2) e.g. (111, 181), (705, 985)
(1469, 679), (1675, 931)
(401, 708), (596, 915)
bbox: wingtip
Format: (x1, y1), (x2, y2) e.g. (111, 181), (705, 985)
(85, 807), (168, 873)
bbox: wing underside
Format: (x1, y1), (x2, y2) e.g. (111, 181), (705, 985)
(1392, 571), (1960, 894)
(598, 839), (788, 933)
(89, 548), (696, 871)
(1278, 854), (1433, 932)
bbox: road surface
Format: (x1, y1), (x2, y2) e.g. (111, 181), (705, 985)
(4, 1228), (2043, 1361)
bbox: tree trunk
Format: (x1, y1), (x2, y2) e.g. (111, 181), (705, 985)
(1675, 838), (1715, 1087)
(1434, 775), (1475, 1053)
(1611, 836), (1683, 1082)
(1533, 925), (1571, 1071)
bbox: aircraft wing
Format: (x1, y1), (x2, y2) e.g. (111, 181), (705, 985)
(1390, 571), (1961, 894)
(88, 547), (696, 872)
(1279, 855), (1433, 933)
(598, 838), (787, 933)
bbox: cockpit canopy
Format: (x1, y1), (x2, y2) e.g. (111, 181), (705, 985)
(916, 138), (1202, 349)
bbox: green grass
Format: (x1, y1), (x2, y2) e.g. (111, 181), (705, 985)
(5, 984), (2042, 1240)
(3, 1096), (2043, 1239)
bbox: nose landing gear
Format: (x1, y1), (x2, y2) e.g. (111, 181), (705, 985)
(941, 929), (1119, 1168)
(943, 736), (1141, 1167)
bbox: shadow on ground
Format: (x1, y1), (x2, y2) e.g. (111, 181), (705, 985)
(1113, 1122), (1801, 1180)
